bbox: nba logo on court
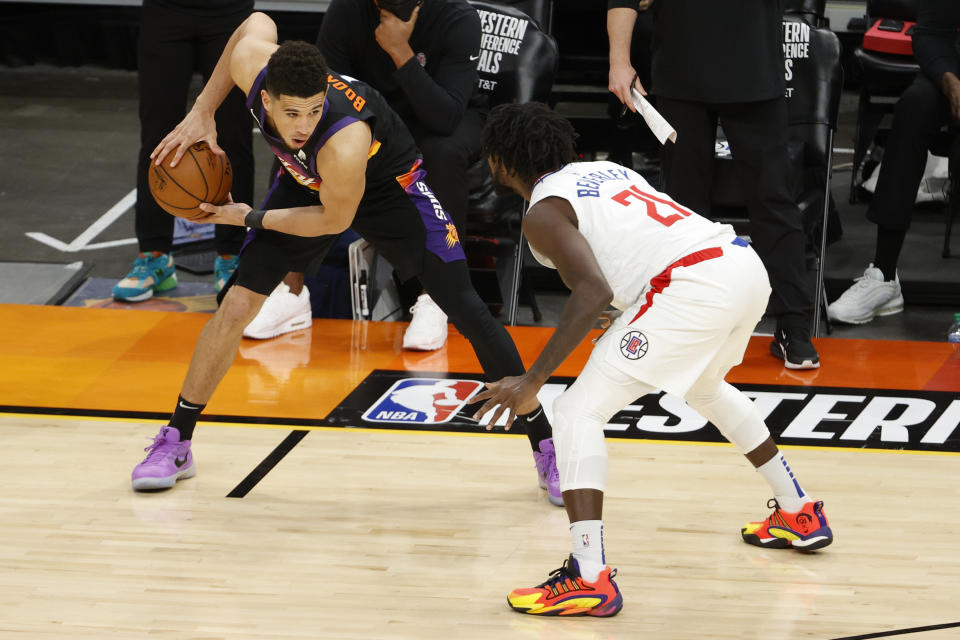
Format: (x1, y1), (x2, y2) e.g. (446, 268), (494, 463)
(362, 378), (484, 424)
(620, 330), (649, 360)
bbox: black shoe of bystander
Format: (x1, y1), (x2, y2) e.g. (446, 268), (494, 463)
(769, 326), (820, 370)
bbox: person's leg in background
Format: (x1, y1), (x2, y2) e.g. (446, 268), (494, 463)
(829, 75), (950, 324)
(197, 6), (254, 293)
(115, 1), (194, 302)
(656, 97), (718, 216)
(720, 97), (819, 369)
(402, 109), (486, 351)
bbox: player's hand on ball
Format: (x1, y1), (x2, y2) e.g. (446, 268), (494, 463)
(198, 195), (251, 227)
(471, 375), (541, 430)
(151, 107), (221, 168)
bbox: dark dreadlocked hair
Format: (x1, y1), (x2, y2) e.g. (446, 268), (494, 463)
(482, 102), (578, 184)
(265, 41), (328, 98)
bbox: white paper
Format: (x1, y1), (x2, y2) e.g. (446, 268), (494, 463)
(631, 88), (677, 145)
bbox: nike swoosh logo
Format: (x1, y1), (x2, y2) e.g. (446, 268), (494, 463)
(179, 400), (198, 410)
(174, 456), (188, 468)
(526, 408), (543, 422)
(469, 54), (480, 61)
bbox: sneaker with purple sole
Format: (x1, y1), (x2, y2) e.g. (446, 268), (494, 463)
(534, 438), (564, 507)
(132, 426), (195, 491)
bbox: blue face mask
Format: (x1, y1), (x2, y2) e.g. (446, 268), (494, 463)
(378, 0), (422, 21)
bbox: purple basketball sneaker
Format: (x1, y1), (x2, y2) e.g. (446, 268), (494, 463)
(132, 426), (195, 491)
(534, 438), (563, 506)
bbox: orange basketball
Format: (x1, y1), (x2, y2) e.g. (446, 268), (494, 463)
(147, 141), (232, 220)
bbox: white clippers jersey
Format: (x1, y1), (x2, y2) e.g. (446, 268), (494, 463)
(528, 161), (737, 311)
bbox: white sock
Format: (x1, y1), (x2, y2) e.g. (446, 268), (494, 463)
(570, 520), (605, 582)
(757, 453), (813, 513)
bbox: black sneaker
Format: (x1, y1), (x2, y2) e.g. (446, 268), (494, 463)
(770, 326), (820, 370)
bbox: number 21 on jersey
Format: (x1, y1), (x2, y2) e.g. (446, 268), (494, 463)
(612, 185), (692, 227)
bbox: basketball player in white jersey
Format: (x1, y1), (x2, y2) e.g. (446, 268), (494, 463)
(472, 103), (833, 618)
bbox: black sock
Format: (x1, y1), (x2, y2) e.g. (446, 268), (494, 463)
(170, 395), (205, 441)
(518, 406), (553, 452)
(874, 226), (906, 282)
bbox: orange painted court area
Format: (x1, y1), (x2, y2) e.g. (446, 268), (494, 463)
(1, 304), (956, 422)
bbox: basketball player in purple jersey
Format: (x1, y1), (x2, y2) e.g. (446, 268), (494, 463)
(130, 13), (561, 505)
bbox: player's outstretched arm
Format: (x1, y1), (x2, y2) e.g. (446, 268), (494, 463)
(472, 196), (614, 427)
(151, 12), (278, 168)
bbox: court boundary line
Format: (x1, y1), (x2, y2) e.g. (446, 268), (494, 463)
(830, 621), (960, 639)
(226, 430), (309, 498)
(3, 406), (959, 458)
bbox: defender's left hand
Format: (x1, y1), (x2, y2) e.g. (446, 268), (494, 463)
(471, 375), (542, 430)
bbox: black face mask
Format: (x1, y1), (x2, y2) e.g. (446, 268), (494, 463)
(378, 0), (423, 21)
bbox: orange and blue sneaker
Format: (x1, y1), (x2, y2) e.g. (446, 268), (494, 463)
(507, 555), (623, 617)
(742, 499), (833, 552)
(113, 252), (177, 302)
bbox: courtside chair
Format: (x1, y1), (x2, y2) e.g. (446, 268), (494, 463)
(783, 0), (828, 27)
(466, 0), (559, 325)
(849, 0), (922, 203)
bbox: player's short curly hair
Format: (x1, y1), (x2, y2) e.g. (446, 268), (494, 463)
(482, 102), (578, 183)
(265, 41), (328, 98)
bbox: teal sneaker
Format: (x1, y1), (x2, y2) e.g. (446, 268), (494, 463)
(214, 254), (240, 293)
(112, 252), (178, 302)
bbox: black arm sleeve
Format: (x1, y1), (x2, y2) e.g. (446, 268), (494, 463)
(607, 0), (639, 9)
(393, 11), (481, 135)
(912, 0), (960, 86)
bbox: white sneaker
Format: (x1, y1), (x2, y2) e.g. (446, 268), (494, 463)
(402, 293), (448, 351)
(827, 264), (904, 324)
(243, 282), (313, 339)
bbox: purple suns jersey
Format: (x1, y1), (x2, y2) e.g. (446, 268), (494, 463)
(245, 67), (420, 193)
(244, 66), (464, 267)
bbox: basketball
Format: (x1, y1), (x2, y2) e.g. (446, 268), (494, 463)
(147, 141), (232, 220)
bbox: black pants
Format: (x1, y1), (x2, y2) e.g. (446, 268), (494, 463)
(135, 1), (253, 255)
(868, 74), (952, 231)
(658, 96), (812, 325)
(409, 107), (485, 236)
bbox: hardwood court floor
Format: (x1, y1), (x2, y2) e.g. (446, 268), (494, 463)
(1, 304), (959, 639)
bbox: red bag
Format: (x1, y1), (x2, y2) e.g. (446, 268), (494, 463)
(863, 18), (915, 57)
